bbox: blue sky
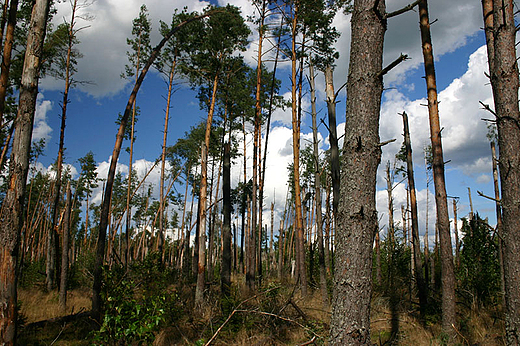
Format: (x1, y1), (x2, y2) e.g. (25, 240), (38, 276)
(30, 0), (499, 247)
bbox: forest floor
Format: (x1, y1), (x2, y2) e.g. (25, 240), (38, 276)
(16, 283), (506, 345)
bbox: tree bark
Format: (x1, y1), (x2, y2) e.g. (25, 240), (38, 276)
(482, 0), (520, 342)
(325, 66), (340, 222)
(330, 0), (386, 343)
(418, 0), (456, 338)
(0, 0), (50, 343)
(491, 141), (505, 296)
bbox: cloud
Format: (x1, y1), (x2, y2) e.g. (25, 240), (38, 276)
(32, 95), (53, 144)
(378, 45), (493, 178)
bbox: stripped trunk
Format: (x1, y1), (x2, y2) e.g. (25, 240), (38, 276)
(59, 181), (72, 312)
(0, 0), (18, 127)
(418, 0), (456, 337)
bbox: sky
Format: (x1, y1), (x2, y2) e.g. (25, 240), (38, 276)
(29, 0), (500, 248)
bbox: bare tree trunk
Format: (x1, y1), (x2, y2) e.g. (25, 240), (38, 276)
(452, 198), (459, 268)
(0, 0), (50, 342)
(59, 181), (72, 312)
(402, 111), (427, 315)
(330, 0), (386, 343)
(290, 3), (307, 296)
(482, 0), (520, 341)
(418, 0), (456, 337)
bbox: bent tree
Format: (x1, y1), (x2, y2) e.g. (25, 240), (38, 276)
(482, 0), (520, 343)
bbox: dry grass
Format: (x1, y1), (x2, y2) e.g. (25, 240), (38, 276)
(18, 288), (91, 323)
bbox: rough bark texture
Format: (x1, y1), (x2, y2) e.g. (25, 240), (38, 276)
(418, 0), (456, 338)
(329, 0), (385, 343)
(0, 0), (50, 343)
(402, 111), (427, 315)
(491, 142), (505, 296)
(483, 0), (520, 342)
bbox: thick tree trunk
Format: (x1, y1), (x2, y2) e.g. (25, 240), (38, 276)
(330, 0), (386, 343)
(482, 0), (520, 342)
(0, 0), (50, 343)
(221, 142), (231, 297)
(418, 0), (456, 338)
(402, 111), (427, 315)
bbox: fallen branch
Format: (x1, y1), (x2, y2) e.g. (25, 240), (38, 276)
(204, 286), (281, 346)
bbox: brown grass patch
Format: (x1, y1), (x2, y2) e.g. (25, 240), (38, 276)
(18, 288), (91, 323)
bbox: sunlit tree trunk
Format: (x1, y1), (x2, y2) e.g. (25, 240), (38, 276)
(0, 0), (50, 342)
(59, 181), (72, 312)
(0, 0), (18, 128)
(418, 0), (456, 338)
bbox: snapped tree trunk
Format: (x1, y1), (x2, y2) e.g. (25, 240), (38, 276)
(0, 0), (50, 342)
(418, 0), (456, 337)
(330, 0), (386, 343)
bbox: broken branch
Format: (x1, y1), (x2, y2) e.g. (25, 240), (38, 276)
(377, 54), (409, 78)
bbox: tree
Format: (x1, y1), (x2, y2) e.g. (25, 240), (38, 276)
(0, 0), (51, 343)
(330, 0), (386, 343)
(418, 0), (456, 337)
(481, 0), (520, 342)
(78, 151), (98, 247)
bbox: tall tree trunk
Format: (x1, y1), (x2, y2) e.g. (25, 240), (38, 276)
(452, 198), (459, 267)
(418, 0), (456, 337)
(221, 142), (231, 297)
(0, 0), (18, 128)
(59, 181), (72, 312)
(329, 0), (386, 343)
(0, 0), (50, 342)
(290, 3), (307, 296)
(48, 0), (77, 291)
(159, 57), (176, 263)
(309, 63), (328, 306)
(402, 111), (427, 316)
(195, 70), (219, 306)
(482, 0), (520, 341)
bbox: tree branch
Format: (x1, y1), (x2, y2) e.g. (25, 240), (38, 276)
(377, 54), (409, 78)
(385, 0), (421, 19)
(477, 190), (501, 204)
(479, 100), (498, 117)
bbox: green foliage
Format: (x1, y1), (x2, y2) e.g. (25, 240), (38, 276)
(457, 215), (501, 307)
(93, 253), (178, 345)
(123, 4), (152, 79)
